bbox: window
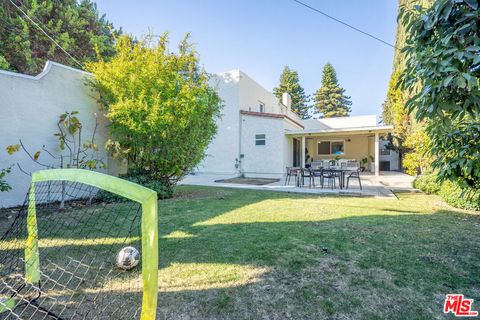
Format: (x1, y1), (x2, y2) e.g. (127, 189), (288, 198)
(255, 134), (266, 146)
(331, 141), (344, 155)
(380, 148), (390, 156)
(317, 141), (345, 155)
(258, 102), (265, 113)
(317, 141), (330, 155)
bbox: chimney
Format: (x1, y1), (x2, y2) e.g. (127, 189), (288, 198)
(282, 92), (292, 109)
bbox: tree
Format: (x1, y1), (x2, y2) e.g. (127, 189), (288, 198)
(87, 34), (222, 188)
(382, 0), (434, 173)
(0, 0), (119, 75)
(273, 66), (310, 119)
(401, 0), (480, 190)
(313, 63), (351, 118)
(0, 166), (12, 192)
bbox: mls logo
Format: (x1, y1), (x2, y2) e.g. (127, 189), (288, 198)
(443, 294), (478, 317)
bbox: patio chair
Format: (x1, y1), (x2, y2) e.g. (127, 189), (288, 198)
(311, 160), (323, 170)
(320, 168), (340, 189)
(285, 167), (300, 185)
(301, 168), (314, 188)
(346, 167), (362, 190)
(347, 160), (358, 167)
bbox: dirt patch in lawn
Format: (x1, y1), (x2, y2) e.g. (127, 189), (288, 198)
(215, 177), (280, 185)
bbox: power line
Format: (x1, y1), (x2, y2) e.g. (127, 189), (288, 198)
(7, 0), (84, 69)
(292, 0), (396, 49)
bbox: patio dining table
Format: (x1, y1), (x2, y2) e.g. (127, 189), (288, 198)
(311, 166), (360, 189)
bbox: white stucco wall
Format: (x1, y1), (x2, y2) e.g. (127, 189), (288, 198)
(198, 69), (302, 175)
(197, 70), (241, 174)
(239, 71), (282, 114)
(0, 62), (113, 208)
(240, 115), (286, 177)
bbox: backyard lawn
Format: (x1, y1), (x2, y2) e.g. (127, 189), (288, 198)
(156, 186), (480, 319)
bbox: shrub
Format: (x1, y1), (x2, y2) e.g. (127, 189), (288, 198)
(412, 173), (441, 194)
(87, 34), (222, 187)
(439, 180), (480, 211)
(401, 0), (480, 189)
(120, 169), (174, 200)
(414, 173), (479, 211)
(97, 169), (173, 203)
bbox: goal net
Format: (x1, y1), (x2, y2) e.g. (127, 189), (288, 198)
(0, 169), (158, 320)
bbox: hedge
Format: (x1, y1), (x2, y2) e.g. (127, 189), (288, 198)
(413, 173), (479, 211)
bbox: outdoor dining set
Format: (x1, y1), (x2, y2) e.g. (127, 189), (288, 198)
(285, 160), (363, 190)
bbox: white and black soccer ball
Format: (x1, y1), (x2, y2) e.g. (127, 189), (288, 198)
(116, 246), (140, 270)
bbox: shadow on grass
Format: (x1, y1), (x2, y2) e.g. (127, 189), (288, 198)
(1, 187), (479, 319)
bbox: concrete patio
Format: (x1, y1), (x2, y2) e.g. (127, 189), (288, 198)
(180, 171), (415, 199)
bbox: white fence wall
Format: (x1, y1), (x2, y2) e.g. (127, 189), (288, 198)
(0, 61), (117, 208)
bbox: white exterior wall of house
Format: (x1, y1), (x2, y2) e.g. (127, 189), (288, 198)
(0, 61), (119, 208)
(199, 70), (242, 175)
(239, 115), (298, 178)
(198, 69), (302, 177)
(238, 71), (286, 115)
(240, 115), (284, 176)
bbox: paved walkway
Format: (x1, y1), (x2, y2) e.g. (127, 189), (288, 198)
(179, 172), (415, 200)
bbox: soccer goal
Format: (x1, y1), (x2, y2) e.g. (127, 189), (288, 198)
(0, 169), (158, 319)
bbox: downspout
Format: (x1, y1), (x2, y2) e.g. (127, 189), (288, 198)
(238, 111), (243, 177)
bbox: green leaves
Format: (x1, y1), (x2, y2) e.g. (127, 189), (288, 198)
(273, 66), (311, 119)
(313, 63), (352, 118)
(0, 166), (13, 192)
(400, 0), (480, 190)
(88, 34), (222, 182)
(0, 0), (119, 74)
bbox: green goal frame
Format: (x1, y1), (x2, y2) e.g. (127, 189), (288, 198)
(25, 168), (158, 320)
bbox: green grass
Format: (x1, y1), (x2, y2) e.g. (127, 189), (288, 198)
(155, 186), (480, 319)
(2, 186), (478, 319)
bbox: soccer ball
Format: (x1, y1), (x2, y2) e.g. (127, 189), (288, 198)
(116, 246), (140, 270)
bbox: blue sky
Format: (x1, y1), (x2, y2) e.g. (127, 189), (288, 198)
(94, 0), (398, 117)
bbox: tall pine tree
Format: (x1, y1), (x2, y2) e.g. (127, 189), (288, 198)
(273, 66), (310, 119)
(313, 63), (351, 118)
(0, 0), (120, 75)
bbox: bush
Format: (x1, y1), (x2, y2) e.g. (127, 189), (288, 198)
(87, 34), (222, 186)
(97, 169), (173, 203)
(414, 173), (479, 211)
(439, 180), (480, 211)
(412, 173), (441, 194)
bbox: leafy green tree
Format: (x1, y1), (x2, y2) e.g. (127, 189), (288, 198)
(0, 0), (119, 75)
(0, 55), (10, 70)
(401, 0), (480, 190)
(273, 66), (310, 119)
(313, 63), (351, 118)
(0, 166), (12, 192)
(87, 34), (222, 187)
(382, 0), (434, 174)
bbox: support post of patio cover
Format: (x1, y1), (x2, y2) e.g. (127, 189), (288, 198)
(374, 133), (380, 176)
(301, 136), (306, 168)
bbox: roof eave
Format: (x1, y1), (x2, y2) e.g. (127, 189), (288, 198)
(285, 125), (394, 136)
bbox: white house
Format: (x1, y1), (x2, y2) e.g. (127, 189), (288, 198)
(198, 69), (395, 178)
(0, 62), (396, 207)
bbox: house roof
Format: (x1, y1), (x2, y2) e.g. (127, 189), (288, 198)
(284, 115), (392, 136)
(240, 110), (304, 129)
(285, 125), (393, 136)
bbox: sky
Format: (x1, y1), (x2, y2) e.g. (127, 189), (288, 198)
(94, 0), (398, 117)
